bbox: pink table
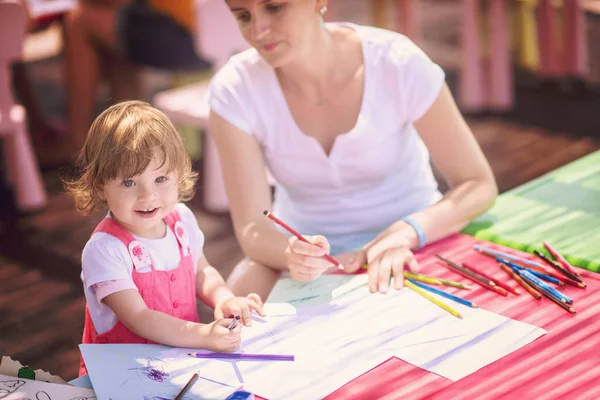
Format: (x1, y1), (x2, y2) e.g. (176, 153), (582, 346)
(326, 234), (600, 399)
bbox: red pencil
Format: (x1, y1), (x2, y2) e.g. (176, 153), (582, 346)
(543, 240), (578, 276)
(462, 262), (521, 295)
(435, 255), (507, 296)
(264, 210), (344, 270)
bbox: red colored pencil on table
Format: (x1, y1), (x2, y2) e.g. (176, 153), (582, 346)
(543, 240), (578, 276)
(263, 210), (344, 270)
(435, 254), (508, 296)
(462, 262), (521, 295)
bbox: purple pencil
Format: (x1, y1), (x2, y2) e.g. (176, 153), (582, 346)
(188, 352), (295, 361)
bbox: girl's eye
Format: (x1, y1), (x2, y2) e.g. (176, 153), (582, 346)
(156, 176), (167, 183)
(236, 12), (250, 22)
(122, 180), (135, 188)
(266, 3), (284, 13)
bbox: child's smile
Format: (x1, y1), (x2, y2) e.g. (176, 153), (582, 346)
(99, 156), (180, 238)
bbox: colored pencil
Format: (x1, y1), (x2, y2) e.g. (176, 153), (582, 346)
(227, 315), (240, 330)
(473, 245), (547, 270)
(263, 210), (343, 270)
(435, 254), (506, 296)
(499, 257), (584, 288)
(540, 288), (577, 314)
(528, 269), (565, 286)
(543, 240), (578, 276)
(534, 250), (585, 285)
(433, 277), (472, 290)
(403, 272), (443, 286)
(499, 263), (542, 300)
(405, 271), (471, 289)
(435, 254), (495, 285)
(520, 275), (577, 314)
(407, 279), (478, 308)
(462, 262), (521, 295)
(518, 270), (572, 304)
(189, 352), (295, 361)
(175, 373), (199, 400)
(404, 279), (463, 319)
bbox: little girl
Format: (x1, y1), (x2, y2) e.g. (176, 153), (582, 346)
(66, 101), (264, 376)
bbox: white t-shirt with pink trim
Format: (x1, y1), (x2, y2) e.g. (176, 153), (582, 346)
(80, 203), (205, 334)
(208, 23), (445, 254)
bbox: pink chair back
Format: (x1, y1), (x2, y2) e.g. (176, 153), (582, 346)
(0, 0), (25, 114)
(194, 0), (249, 70)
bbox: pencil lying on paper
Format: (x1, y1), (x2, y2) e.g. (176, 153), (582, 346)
(264, 210), (344, 270)
(175, 373), (199, 400)
(407, 279), (478, 308)
(404, 279), (463, 319)
(189, 352), (295, 361)
(404, 272), (471, 290)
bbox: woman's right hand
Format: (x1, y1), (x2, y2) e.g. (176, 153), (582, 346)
(201, 319), (242, 352)
(285, 235), (333, 282)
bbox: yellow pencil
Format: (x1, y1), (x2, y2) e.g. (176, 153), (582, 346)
(403, 272), (443, 286)
(360, 264), (471, 291)
(404, 279), (463, 319)
(433, 277), (472, 291)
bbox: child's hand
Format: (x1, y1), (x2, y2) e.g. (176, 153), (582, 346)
(214, 293), (265, 327)
(285, 235), (332, 282)
(201, 318), (242, 352)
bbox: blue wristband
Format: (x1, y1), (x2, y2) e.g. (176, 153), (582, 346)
(401, 216), (427, 250)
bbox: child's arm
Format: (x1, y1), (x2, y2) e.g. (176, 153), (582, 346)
(103, 289), (240, 350)
(195, 255), (236, 308)
(195, 255), (265, 325)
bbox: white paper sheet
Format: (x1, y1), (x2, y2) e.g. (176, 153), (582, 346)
(81, 275), (546, 399)
(79, 345), (237, 400)
(0, 374), (96, 400)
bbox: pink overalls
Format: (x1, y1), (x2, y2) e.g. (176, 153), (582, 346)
(79, 210), (199, 376)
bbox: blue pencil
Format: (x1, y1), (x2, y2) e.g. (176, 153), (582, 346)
(407, 279), (478, 308)
(497, 258), (565, 286)
(518, 270), (572, 304)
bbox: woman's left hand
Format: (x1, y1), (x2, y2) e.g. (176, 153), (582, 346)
(338, 220), (420, 293)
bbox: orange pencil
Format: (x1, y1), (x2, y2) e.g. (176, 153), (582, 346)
(500, 263), (542, 300)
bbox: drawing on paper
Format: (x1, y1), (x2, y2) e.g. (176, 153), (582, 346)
(129, 358), (170, 382)
(23, 390), (96, 400)
(0, 378), (25, 398)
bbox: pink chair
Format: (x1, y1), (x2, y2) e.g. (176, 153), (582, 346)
(459, 0), (513, 112)
(537, 0), (589, 78)
(0, 0), (47, 212)
(389, 0), (513, 112)
(153, 0), (248, 213)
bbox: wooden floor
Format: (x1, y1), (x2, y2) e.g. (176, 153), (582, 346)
(1, 1), (600, 383)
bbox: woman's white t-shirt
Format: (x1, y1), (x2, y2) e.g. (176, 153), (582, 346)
(208, 23), (445, 254)
(80, 203), (205, 334)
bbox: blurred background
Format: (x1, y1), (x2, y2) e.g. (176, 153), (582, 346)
(1, 0), (599, 381)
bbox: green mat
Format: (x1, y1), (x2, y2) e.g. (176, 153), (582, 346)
(463, 150), (600, 272)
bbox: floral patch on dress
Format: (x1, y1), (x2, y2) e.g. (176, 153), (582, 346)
(128, 241), (152, 270)
(174, 221), (191, 256)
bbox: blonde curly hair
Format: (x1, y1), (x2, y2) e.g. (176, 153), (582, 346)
(64, 101), (198, 215)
